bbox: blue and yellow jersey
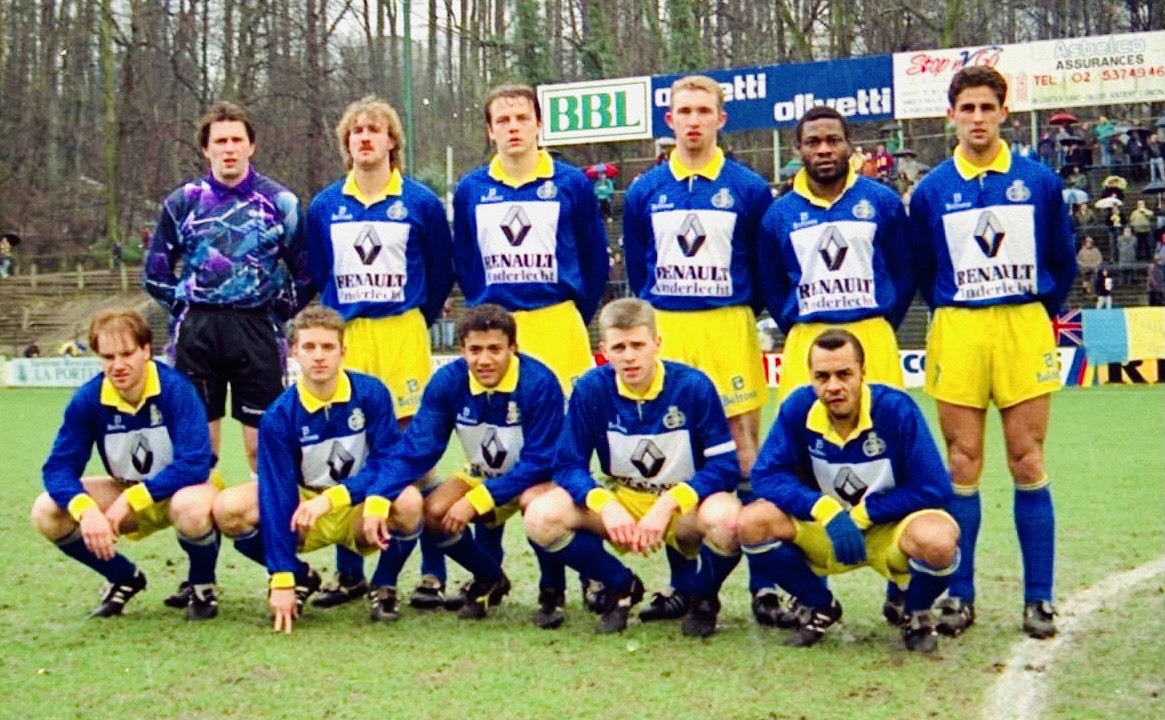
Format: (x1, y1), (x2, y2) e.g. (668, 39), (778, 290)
(257, 370), (401, 578)
(143, 169), (315, 321)
(622, 149), (772, 312)
(908, 143), (1076, 315)
(364, 353), (564, 514)
(42, 361), (214, 521)
(305, 169), (454, 325)
(451, 151), (609, 323)
(757, 169), (915, 333)
(751, 383), (951, 527)
(554, 361), (739, 515)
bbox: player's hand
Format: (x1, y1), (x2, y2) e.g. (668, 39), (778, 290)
(362, 516), (392, 550)
(269, 588), (298, 634)
(824, 512), (867, 566)
(601, 502), (639, 553)
(80, 507), (118, 561)
(636, 496), (678, 556)
(441, 497), (477, 536)
(291, 495), (332, 533)
(103, 493), (133, 536)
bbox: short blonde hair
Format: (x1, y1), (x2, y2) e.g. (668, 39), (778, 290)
(598, 298), (656, 337)
(292, 306), (345, 345)
(89, 308), (152, 354)
(335, 96), (405, 171)
(670, 75), (724, 111)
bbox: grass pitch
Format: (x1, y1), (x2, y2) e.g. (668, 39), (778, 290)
(0, 386), (1161, 720)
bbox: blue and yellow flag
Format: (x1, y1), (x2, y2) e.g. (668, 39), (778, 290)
(1082, 308), (1165, 365)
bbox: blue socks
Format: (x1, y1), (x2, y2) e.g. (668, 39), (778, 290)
(55, 527), (138, 584)
(419, 532), (447, 583)
(543, 531), (633, 592)
(905, 552), (959, 612)
(666, 545), (699, 595)
(742, 540), (832, 609)
(529, 539), (566, 591)
(370, 529), (421, 588)
(231, 528), (266, 566)
(946, 487), (981, 602)
(1015, 482), (1055, 603)
(433, 530), (502, 581)
(476, 523), (506, 566)
(177, 529), (220, 585)
(696, 542), (741, 596)
(334, 544), (366, 581)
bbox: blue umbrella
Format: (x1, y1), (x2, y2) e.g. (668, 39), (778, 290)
(1062, 188), (1088, 205)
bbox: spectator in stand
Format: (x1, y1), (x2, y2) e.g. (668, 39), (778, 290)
(873, 144), (894, 178)
(1065, 165), (1089, 192)
(1125, 126), (1146, 180)
(1149, 132), (1165, 184)
(1074, 202), (1096, 230)
(1095, 117), (1115, 167)
(1107, 205), (1126, 245)
(1094, 267), (1114, 309)
(1076, 236), (1102, 295)
(1130, 200), (1155, 261)
(1008, 119), (1029, 156)
(1037, 130), (1056, 167)
(1117, 227), (1137, 284)
(594, 171), (615, 223)
(1147, 256), (1165, 306)
(0, 233), (12, 278)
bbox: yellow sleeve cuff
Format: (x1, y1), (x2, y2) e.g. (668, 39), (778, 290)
(850, 502), (873, 530)
(269, 572), (296, 590)
(67, 494), (99, 523)
(123, 483), (155, 513)
(465, 485), (496, 516)
(364, 496), (391, 519)
(811, 495), (845, 525)
(322, 485), (351, 509)
(666, 483), (699, 515)
(585, 488), (617, 514)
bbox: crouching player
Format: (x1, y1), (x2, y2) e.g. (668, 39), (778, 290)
(32, 308), (220, 619)
(738, 329), (959, 652)
(360, 304), (567, 625)
(524, 298), (742, 637)
(212, 307), (423, 633)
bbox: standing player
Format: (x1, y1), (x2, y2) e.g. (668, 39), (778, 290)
(909, 67), (1075, 638)
(362, 304), (567, 626)
(31, 309), (220, 619)
(754, 106), (915, 626)
(523, 299), (742, 637)
(304, 96), (454, 609)
(211, 307), (423, 632)
(738, 330), (959, 652)
(621, 75), (772, 622)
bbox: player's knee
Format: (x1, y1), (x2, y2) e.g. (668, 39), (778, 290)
(392, 486), (424, 534)
(212, 488), (256, 536)
(30, 493), (69, 538)
(1006, 447), (1046, 485)
(522, 492), (569, 546)
(697, 493), (741, 547)
(736, 500), (782, 546)
(904, 515), (960, 567)
(169, 486), (216, 536)
(517, 482), (553, 513)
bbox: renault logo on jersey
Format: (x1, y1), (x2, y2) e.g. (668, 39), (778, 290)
(833, 466), (868, 505)
(501, 206), (532, 247)
(631, 439), (666, 478)
(973, 211), (1005, 257)
(481, 427), (508, 469)
(676, 213), (707, 257)
(130, 435), (154, 475)
(354, 224), (383, 265)
(327, 442), (355, 481)
(817, 226), (849, 271)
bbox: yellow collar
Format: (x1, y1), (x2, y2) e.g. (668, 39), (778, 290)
(616, 359), (666, 401)
(468, 355), (520, 395)
(669, 148), (725, 181)
(488, 150), (554, 189)
(792, 167), (859, 209)
(341, 168), (403, 208)
(806, 383), (874, 447)
(296, 370), (353, 413)
(953, 141), (1012, 180)
(100, 360), (162, 414)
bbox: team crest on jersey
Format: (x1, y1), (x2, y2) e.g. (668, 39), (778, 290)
(862, 431), (886, 457)
(331, 205), (354, 222)
(711, 188), (734, 209)
(480, 187), (504, 203)
(406, 379), (419, 393)
(651, 194), (674, 212)
(1006, 179), (1031, 203)
(662, 405), (686, 429)
(149, 405), (164, 427)
(506, 401), (521, 425)
(386, 200), (408, 220)
(536, 180), (558, 200)
(348, 408), (365, 432)
(852, 199), (875, 220)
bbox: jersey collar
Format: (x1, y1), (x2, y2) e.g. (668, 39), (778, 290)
(488, 150), (554, 189)
(206, 167), (255, 196)
(296, 369), (353, 413)
(341, 168), (403, 207)
(469, 356), (520, 395)
(954, 140), (1012, 180)
(792, 166), (859, 209)
(806, 383), (873, 448)
(669, 148), (725, 182)
(100, 360), (162, 414)
(616, 359), (666, 401)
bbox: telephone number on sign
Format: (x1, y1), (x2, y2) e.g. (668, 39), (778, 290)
(1095, 67), (1165, 81)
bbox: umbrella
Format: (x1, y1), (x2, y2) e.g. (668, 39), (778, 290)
(583, 162), (619, 180)
(0, 232), (19, 247)
(879, 121), (902, 133)
(1058, 135), (1085, 147)
(893, 147), (918, 157)
(779, 159), (803, 179)
(1048, 111), (1078, 126)
(1142, 181), (1165, 195)
(1094, 196), (1123, 209)
(1062, 188), (1089, 205)
(1102, 175), (1129, 190)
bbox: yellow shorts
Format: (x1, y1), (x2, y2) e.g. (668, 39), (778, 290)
(343, 310), (432, 418)
(778, 316), (903, 400)
(121, 475), (223, 541)
(655, 306), (766, 417)
(451, 470), (522, 528)
(925, 303), (1060, 409)
(792, 509), (953, 586)
(612, 485), (698, 558)
(298, 488), (377, 556)
(513, 301), (594, 396)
